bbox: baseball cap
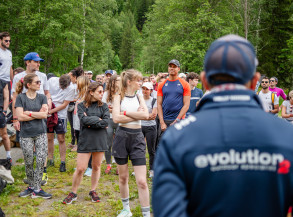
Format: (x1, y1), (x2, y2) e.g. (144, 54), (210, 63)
(179, 73), (186, 79)
(204, 34), (258, 85)
(24, 52), (44, 62)
(86, 71), (93, 74)
(142, 82), (153, 90)
(168, 59), (180, 67)
(105, 70), (117, 75)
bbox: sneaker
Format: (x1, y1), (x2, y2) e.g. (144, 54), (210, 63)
(7, 157), (12, 164)
(149, 170), (154, 178)
(62, 192), (77, 204)
(89, 190), (100, 202)
(19, 187), (34, 197)
(131, 172), (135, 176)
(105, 165), (111, 174)
(41, 172), (48, 185)
(47, 159), (54, 167)
(31, 189), (52, 199)
(117, 209), (132, 217)
(84, 168), (92, 177)
(60, 162), (66, 172)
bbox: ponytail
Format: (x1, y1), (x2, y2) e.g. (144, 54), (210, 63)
(15, 74), (38, 94)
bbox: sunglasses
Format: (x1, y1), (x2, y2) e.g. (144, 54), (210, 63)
(4, 40), (11, 43)
(34, 81), (41, 84)
(261, 81), (269, 84)
(269, 80), (275, 82)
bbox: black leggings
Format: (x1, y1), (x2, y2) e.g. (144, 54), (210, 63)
(67, 108), (75, 145)
(142, 125), (157, 170)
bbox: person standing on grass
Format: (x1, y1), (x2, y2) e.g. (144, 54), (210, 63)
(102, 74), (120, 175)
(47, 74), (75, 172)
(62, 82), (109, 204)
(112, 69), (150, 217)
(15, 74), (51, 199)
(141, 82), (157, 178)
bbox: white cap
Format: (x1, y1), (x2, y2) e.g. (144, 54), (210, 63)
(142, 82), (153, 90)
(179, 73), (186, 78)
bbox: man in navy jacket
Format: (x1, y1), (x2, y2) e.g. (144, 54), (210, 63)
(152, 34), (293, 217)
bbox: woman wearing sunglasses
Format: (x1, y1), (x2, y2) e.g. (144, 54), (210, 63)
(63, 82), (110, 204)
(15, 74), (51, 199)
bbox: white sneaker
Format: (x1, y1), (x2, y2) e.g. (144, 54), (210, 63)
(84, 168), (92, 177)
(117, 209), (132, 217)
(112, 159), (116, 164)
(131, 172), (135, 176)
(149, 170), (154, 178)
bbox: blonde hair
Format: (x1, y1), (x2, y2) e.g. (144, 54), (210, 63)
(289, 90), (293, 99)
(77, 76), (90, 100)
(120, 69), (142, 100)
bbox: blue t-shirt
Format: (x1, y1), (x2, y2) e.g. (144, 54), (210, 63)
(187, 87), (203, 114)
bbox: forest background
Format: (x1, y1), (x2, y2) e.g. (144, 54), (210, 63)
(1, 0), (293, 88)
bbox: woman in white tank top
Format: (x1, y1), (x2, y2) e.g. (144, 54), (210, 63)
(112, 69), (151, 217)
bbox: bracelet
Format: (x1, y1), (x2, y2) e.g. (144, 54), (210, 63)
(124, 111), (126, 116)
(29, 111), (32, 117)
(13, 117), (18, 120)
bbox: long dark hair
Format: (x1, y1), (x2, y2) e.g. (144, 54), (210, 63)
(16, 74), (38, 94)
(106, 74), (119, 103)
(84, 82), (103, 107)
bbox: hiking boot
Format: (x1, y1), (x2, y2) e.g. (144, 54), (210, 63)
(41, 172), (48, 185)
(59, 162), (66, 172)
(62, 192), (77, 204)
(19, 187), (34, 197)
(31, 189), (52, 199)
(47, 159), (54, 167)
(105, 165), (111, 174)
(84, 168), (92, 177)
(89, 190), (100, 202)
(117, 209), (132, 217)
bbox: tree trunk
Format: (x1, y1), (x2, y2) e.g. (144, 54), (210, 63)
(81, 0), (86, 67)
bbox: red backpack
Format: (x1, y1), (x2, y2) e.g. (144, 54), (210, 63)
(47, 102), (58, 131)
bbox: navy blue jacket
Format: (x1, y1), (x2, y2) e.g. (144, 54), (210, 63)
(152, 89), (293, 217)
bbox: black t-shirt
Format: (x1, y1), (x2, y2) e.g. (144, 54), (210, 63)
(15, 93), (47, 138)
(0, 79), (7, 109)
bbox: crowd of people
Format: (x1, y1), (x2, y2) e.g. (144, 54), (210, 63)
(1, 31), (293, 217)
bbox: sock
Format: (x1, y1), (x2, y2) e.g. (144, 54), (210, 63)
(121, 198), (130, 211)
(141, 206), (150, 217)
(61, 161), (65, 164)
(6, 151), (11, 159)
(43, 167), (47, 173)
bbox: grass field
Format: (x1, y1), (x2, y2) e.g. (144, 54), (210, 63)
(0, 126), (153, 217)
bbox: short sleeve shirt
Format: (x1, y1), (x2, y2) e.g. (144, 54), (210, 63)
(157, 78), (191, 120)
(15, 93), (47, 138)
(282, 100), (293, 121)
(258, 91), (279, 112)
(52, 85), (75, 119)
(0, 48), (12, 82)
(12, 71), (49, 94)
(141, 97), (157, 126)
(187, 87), (203, 114)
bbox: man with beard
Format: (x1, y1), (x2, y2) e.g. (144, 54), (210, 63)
(258, 76), (279, 114)
(0, 32), (13, 99)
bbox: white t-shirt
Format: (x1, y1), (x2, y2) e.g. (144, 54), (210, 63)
(12, 71), (49, 94)
(282, 100), (293, 121)
(141, 97), (157, 126)
(52, 85), (75, 119)
(0, 48), (12, 82)
(48, 77), (60, 97)
(258, 91), (279, 112)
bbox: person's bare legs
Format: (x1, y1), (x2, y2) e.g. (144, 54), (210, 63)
(90, 152), (104, 191)
(72, 153), (91, 193)
(117, 164), (129, 198)
(47, 133), (54, 160)
(0, 127), (11, 155)
(133, 165), (149, 207)
(57, 134), (66, 162)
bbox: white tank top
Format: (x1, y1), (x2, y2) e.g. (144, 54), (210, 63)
(120, 95), (141, 126)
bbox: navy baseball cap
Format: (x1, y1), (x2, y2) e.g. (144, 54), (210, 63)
(204, 34), (258, 85)
(24, 52), (44, 62)
(105, 70), (116, 75)
(168, 59), (180, 68)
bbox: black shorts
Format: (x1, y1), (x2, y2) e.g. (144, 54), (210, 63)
(112, 126), (146, 166)
(47, 118), (67, 134)
(0, 110), (6, 129)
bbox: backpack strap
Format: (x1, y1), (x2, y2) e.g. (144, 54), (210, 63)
(271, 92), (275, 109)
(151, 98), (157, 108)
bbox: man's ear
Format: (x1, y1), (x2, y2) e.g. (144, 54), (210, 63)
(249, 72), (261, 91)
(200, 71), (211, 91)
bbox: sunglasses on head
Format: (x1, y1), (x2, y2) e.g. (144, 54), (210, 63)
(261, 81), (268, 84)
(4, 40), (11, 43)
